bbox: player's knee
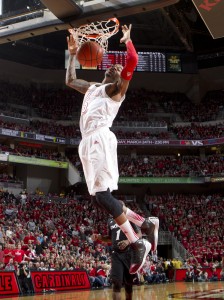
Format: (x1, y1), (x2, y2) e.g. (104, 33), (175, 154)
(95, 189), (123, 218)
(112, 279), (122, 292)
(91, 196), (104, 210)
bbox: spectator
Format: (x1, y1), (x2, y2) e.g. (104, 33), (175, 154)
(41, 236), (49, 250)
(14, 244), (25, 264)
(0, 262), (5, 270)
(197, 270), (208, 282)
(5, 258), (16, 271)
(167, 260), (175, 282)
(0, 244), (4, 264)
(220, 268), (224, 281)
(210, 267), (219, 281)
(6, 226), (13, 238)
(4, 243), (14, 265)
(21, 193), (27, 206)
(27, 219), (36, 232)
(87, 262), (104, 289)
(185, 266), (194, 282)
(34, 239), (43, 256)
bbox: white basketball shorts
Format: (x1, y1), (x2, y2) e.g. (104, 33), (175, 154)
(78, 127), (119, 196)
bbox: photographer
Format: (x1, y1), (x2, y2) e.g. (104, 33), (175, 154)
(17, 262), (30, 294)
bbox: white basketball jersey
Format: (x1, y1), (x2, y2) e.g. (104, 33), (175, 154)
(80, 84), (125, 137)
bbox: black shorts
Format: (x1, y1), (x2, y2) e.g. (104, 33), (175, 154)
(111, 250), (134, 285)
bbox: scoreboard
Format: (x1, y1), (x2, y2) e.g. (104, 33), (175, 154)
(68, 50), (182, 73)
(97, 51), (167, 72)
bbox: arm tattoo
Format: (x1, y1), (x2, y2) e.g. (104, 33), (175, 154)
(66, 55), (77, 84)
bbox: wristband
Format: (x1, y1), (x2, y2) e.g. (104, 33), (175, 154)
(121, 40), (138, 81)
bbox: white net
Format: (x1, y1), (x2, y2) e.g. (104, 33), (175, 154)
(71, 18), (119, 53)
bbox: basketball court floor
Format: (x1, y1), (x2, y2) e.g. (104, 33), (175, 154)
(1, 282), (223, 300)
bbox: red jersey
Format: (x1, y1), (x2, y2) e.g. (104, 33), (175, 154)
(13, 249), (25, 263)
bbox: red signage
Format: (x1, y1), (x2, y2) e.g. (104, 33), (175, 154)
(192, 0), (224, 38)
(31, 271), (91, 293)
(0, 271), (21, 295)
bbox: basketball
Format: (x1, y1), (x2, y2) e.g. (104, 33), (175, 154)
(76, 41), (104, 67)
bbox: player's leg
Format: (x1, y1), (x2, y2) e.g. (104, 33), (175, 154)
(123, 256), (134, 300)
(95, 190), (151, 274)
(120, 201), (159, 252)
(111, 252), (123, 300)
(79, 135), (130, 236)
(80, 131), (150, 273)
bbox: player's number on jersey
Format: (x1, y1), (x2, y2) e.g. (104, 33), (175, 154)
(116, 229), (121, 241)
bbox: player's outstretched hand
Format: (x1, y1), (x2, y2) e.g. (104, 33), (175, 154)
(120, 24), (132, 44)
(67, 29), (78, 55)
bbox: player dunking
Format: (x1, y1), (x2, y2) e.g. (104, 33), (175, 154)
(66, 23), (159, 274)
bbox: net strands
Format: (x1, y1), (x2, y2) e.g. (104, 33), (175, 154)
(72, 18), (119, 53)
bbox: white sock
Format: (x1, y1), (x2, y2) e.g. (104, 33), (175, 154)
(119, 220), (139, 244)
(126, 208), (145, 227)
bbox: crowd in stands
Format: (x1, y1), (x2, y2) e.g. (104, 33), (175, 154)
(0, 143), (65, 162)
(160, 90), (224, 122)
(115, 88), (158, 122)
(118, 154), (224, 177)
(0, 189), (222, 295)
(147, 193), (224, 263)
(0, 190), (172, 293)
(172, 123), (224, 140)
(1, 140), (224, 180)
(1, 117), (224, 141)
(0, 173), (17, 183)
(0, 103), (28, 120)
(0, 119), (81, 139)
(30, 121), (81, 138)
(1, 82), (224, 141)
(1, 80), (223, 124)
(0, 81), (83, 120)
(0, 120), (31, 133)
(0, 81), (33, 107)
(0, 165), (20, 185)
(184, 264), (224, 283)
(68, 154), (224, 178)
(31, 88), (83, 120)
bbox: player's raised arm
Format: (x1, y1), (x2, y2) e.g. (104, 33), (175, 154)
(120, 24), (138, 89)
(66, 30), (93, 94)
(106, 24), (138, 101)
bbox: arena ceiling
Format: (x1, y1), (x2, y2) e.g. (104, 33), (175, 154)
(0, 0), (224, 69)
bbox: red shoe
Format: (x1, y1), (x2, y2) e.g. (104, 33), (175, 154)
(129, 239), (151, 274)
(141, 217), (159, 252)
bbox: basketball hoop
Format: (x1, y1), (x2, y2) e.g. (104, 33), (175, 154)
(69, 18), (119, 53)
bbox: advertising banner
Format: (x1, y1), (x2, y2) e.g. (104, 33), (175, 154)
(31, 271), (91, 293)
(0, 153), (8, 161)
(192, 0), (224, 39)
(210, 176), (224, 182)
(0, 128), (67, 144)
(119, 177), (204, 184)
(8, 155), (68, 169)
(0, 272), (21, 295)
